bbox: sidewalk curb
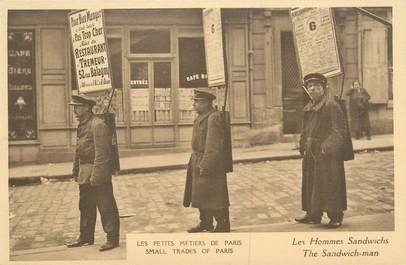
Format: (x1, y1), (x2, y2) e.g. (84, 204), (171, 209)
(9, 145), (393, 187)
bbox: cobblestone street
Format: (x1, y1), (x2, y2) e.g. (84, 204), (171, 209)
(9, 151), (394, 252)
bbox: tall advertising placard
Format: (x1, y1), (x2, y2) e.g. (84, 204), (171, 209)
(291, 8), (342, 78)
(68, 9), (112, 93)
(202, 8), (233, 173)
(291, 8), (353, 162)
(68, 9), (120, 171)
(202, 8), (226, 87)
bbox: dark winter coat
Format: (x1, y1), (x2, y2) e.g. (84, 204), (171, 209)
(183, 107), (230, 209)
(299, 96), (347, 213)
(346, 87), (371, 112)
(72, 113), (113, 186)
(345, 87), (371, 137)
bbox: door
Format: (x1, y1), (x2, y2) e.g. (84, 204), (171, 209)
(361, 28), (389, 103)
(281, 31), (305, 134)
(129, 60), (175, 146)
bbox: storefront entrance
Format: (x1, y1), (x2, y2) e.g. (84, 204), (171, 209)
(127, 28), (208, 147)
(280, 31), (304, 134)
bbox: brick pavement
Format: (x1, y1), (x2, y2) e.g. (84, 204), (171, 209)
(9, 151), (394, 252)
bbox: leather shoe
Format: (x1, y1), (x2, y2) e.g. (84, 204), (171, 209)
(99, 241), (119, 251)
(65, 238), (94, 248)
(187, 224), (214, 233)
(327, 221), (342, 228)
(294, 215), (321, 224)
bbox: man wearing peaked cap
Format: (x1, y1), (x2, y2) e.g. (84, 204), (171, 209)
(68, 94), (97, 107)
(295, 73), (348, 229)
(66, 93), (120, 251)
(183, 88), (231, 233)
(192, 88), (217, 101)
(303, 72), (327, 86)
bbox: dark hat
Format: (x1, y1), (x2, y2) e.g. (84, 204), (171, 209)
(193, 88), (216, 101)
(303, 73), (327, 86)
(68, 94), (96, 106)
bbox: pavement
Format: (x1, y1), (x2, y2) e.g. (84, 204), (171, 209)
(8, 141), (394, 261)
(8, 134), (393, 185)
(8, 135), (394, 261)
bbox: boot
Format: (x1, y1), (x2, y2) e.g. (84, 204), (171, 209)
(65, 236), (94, 248)
(99, 240), (119, 251)
(187, 224), (214, 233)
(327, 220), (342, 228)
(213, 208), (231, 233)
(294, 213), (321, 224)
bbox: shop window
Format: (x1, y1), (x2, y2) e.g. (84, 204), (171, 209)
(154, 62), (172, 122)
(130, 29), (171, 54)
(8, 30), (37, 141)
(178, 38), (208, 121)
(130, 62), (150, 122)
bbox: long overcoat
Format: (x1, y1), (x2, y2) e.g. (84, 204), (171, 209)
(183, 108), (230, 209)
(299, 97), (347, 213)
(345, 87), (371, 134)
(72, 114), (113, 186)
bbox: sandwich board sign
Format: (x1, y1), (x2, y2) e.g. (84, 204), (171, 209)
(291, 8), (342, 78)
(68, 9), (112, 93)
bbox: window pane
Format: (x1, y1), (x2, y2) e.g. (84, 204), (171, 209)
(109, 38), (123, 88)
(154, 62), (171, 122)
(178, 38), (207, 121)
(130, 63), (149, 122)
(130, 30), (170, 54)
(108, 38), (124, 121)
(92, 38), (125, 121)
(130, 62), (149, 88)
(8, 30), (37, 140)
(178, 38), (208, 88)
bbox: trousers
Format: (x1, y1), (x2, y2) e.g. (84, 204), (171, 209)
(79, 182), (120, 243)
(199, 208), (230, 228)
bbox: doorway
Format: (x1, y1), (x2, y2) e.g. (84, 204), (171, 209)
(280, 31), (305, 134)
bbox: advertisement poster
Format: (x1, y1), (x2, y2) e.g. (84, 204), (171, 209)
(68, 9), (112, 93)
(202, 8), (226, 87)
(291, 8), (342, 78)
(178, 88), (194, 111)
(130, 89), (149, 111)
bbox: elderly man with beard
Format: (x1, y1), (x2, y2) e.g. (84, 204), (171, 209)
(294, 73), (348, 228)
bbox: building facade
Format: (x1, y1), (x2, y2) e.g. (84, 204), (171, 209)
(8, 8), (393, 163)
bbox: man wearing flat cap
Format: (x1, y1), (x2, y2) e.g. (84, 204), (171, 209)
(183, 88), (231, 233)
(66, 93), (120, 251)
(295, 73), (348, 228)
